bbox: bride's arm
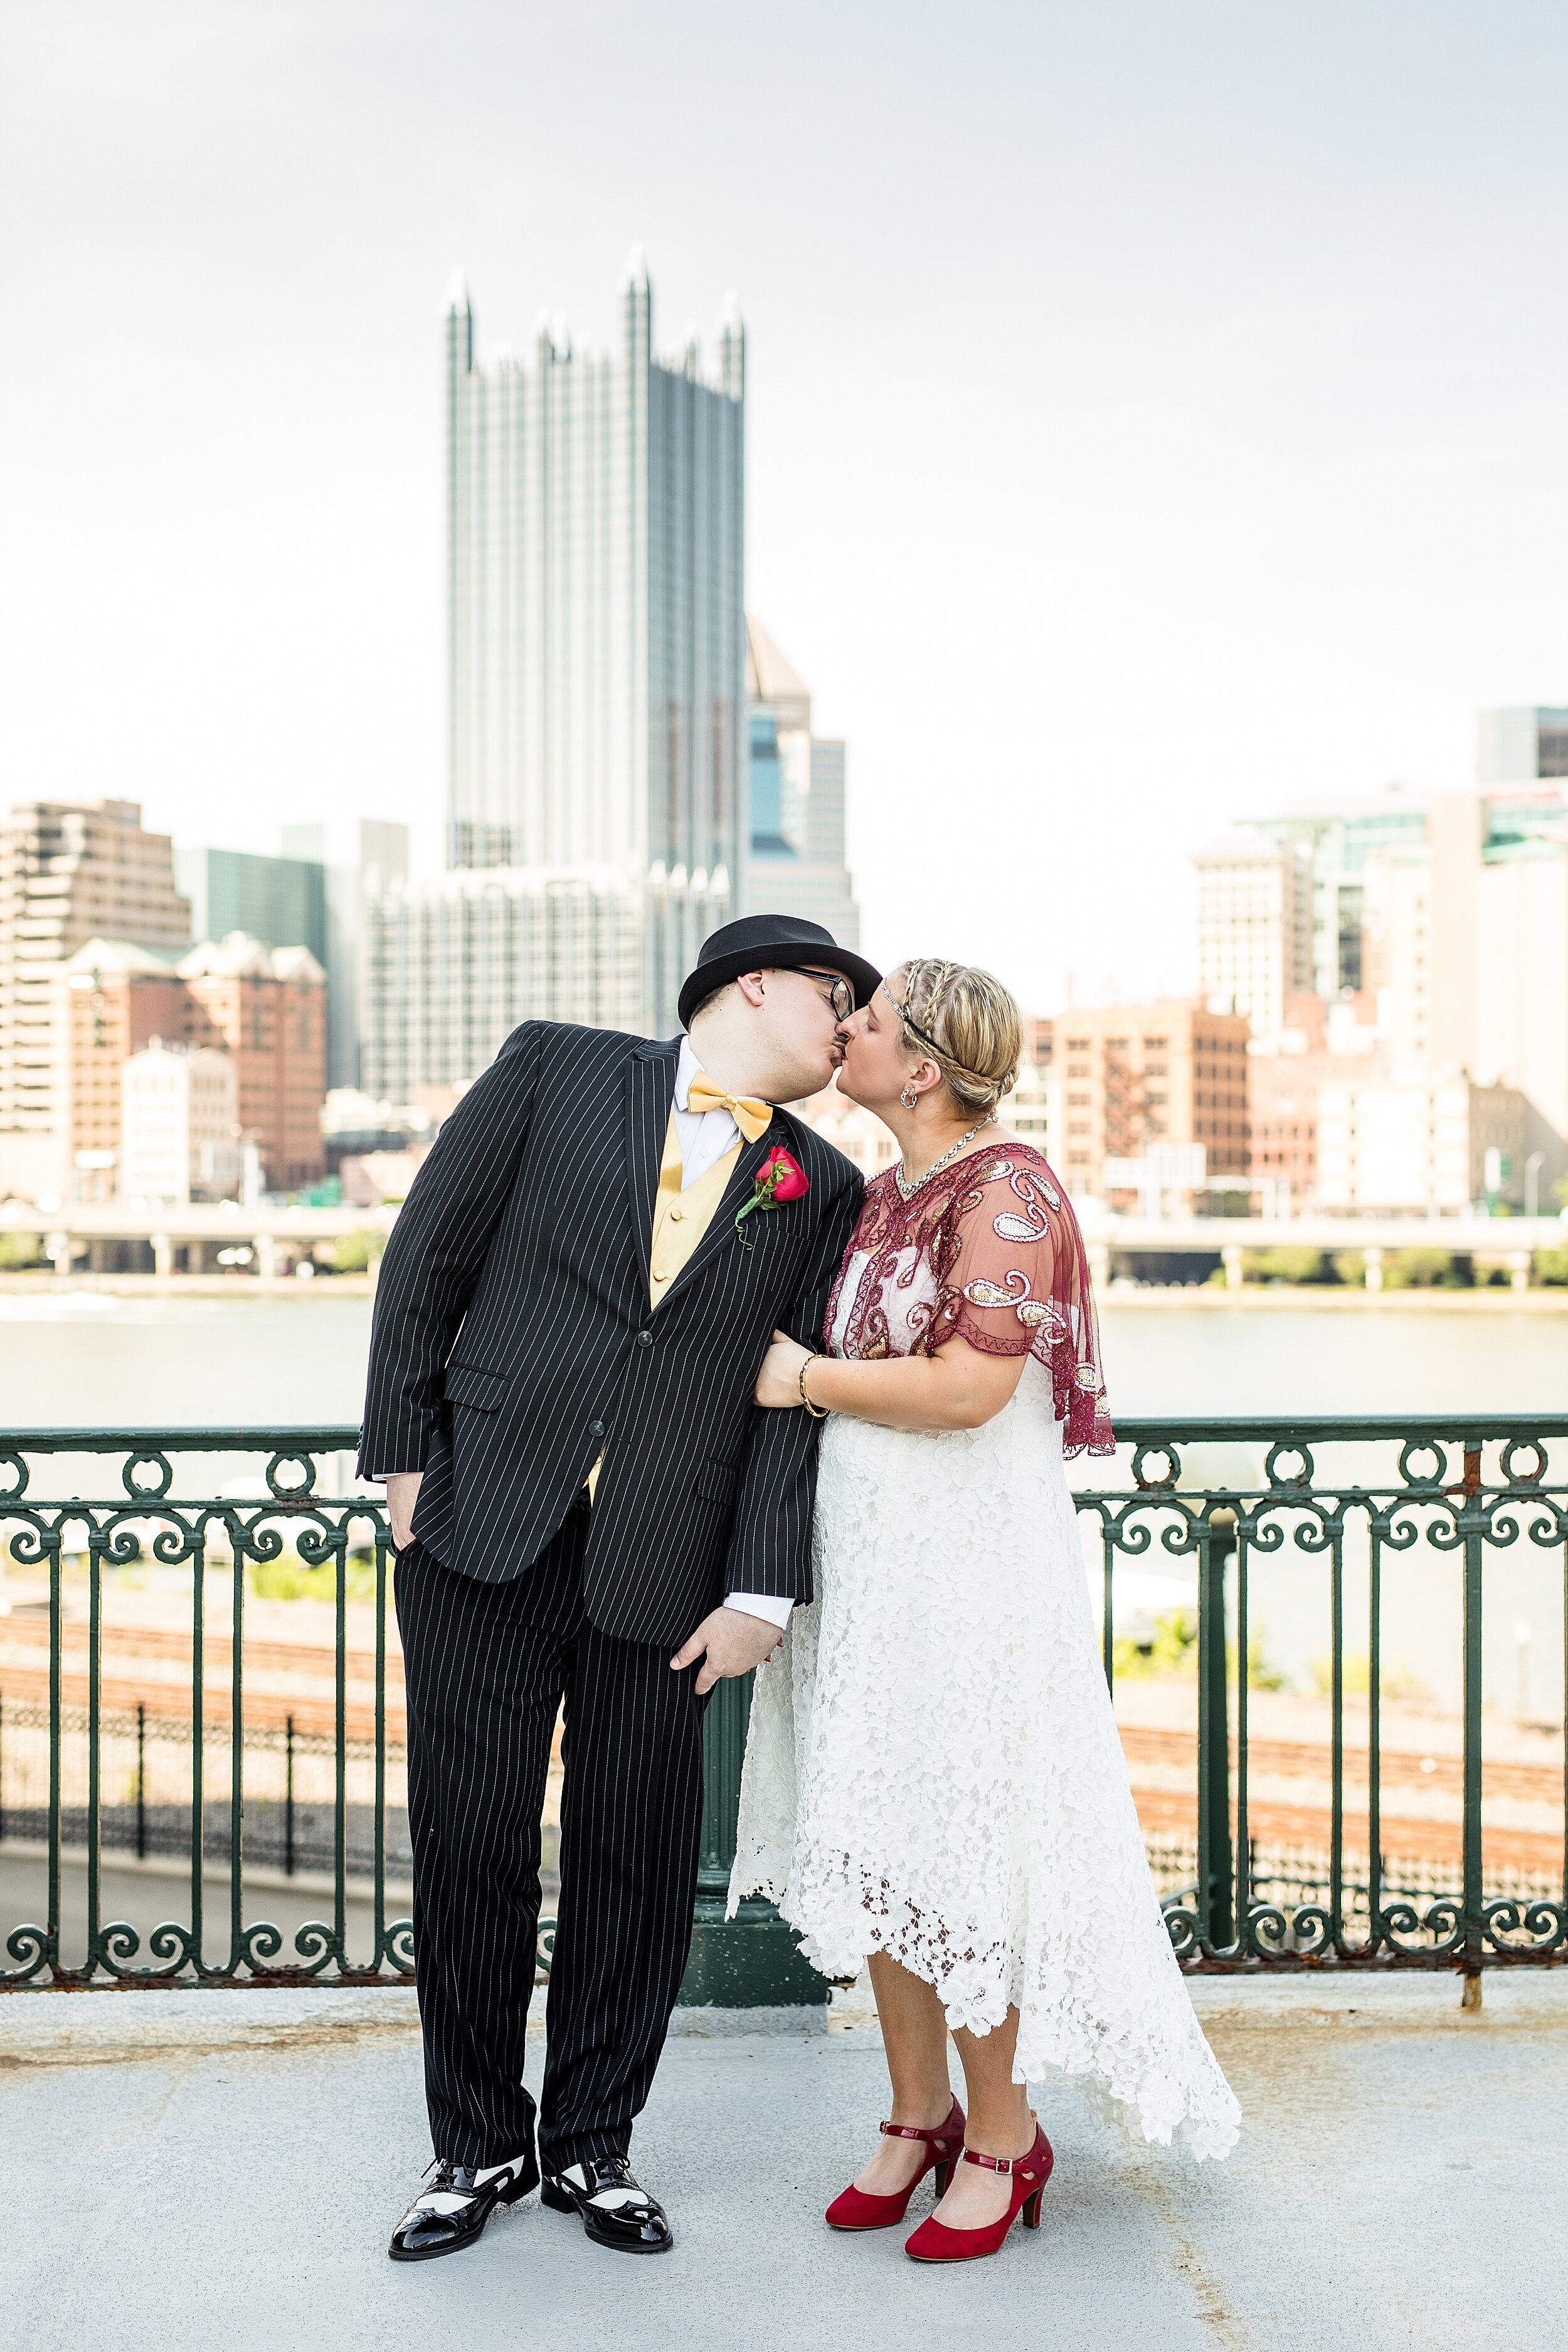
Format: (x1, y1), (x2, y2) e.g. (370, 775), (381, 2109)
(755, 1328), (1026, 1433)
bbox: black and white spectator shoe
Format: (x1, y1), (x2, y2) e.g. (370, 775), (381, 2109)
(388, 2149), (539, 2261)
(541, 2154), (674, 2254)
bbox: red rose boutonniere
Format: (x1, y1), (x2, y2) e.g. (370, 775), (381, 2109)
(734, 1145), (809, 1249)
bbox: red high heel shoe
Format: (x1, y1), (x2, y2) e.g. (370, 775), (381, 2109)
(824, 2096), (967, 2232)
(903, 2116), (1053, 2263)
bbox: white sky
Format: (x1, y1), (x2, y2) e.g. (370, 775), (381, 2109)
(4, 0), (1567, 1013)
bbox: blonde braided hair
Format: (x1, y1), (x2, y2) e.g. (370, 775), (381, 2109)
(889, 958), (1022, 1118)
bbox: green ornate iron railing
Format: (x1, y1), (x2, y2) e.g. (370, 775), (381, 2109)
(1094, 1416), (1568, 1976)
(0, 1417), (1564, 1990)
(0, 1429), (405, 1987)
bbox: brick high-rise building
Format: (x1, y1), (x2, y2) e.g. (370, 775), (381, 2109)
(1053, 1001), (1251, 1199)
(0, 800), (190, 1199)
(177, 937), (327, 1194)
(59, 931), (326, 1200)
(61, 940), (188, 1202)
(1246, 992), (1387, 1214)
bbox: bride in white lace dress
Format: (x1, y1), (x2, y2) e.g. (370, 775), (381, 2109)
(733, 960), (1239, 2265)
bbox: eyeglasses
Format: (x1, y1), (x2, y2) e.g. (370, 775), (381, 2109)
(795, 967), (855, 1022)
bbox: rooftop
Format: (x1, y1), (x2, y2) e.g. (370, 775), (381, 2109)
(4, 1971), (1564, 2351)
(746, 615), (812, 724)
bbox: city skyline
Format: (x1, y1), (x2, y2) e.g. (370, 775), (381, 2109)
(8, 5), (1568, 1015)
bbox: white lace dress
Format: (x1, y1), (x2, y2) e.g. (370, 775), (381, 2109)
(729, 1150), (1239, 2163)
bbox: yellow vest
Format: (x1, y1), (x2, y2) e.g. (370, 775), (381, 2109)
(587, 1109), (744, 1500)
(647, 1106), (743, 1309)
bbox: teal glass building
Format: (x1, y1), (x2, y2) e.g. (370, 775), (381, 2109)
(174, 846), (327, 966)
(739, 617), (861, 948)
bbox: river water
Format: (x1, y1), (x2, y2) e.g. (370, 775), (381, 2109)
(1, 1288), (1563, 1424)
(0, 1289), (1563, 1713)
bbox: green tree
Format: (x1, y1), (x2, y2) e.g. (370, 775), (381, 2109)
(1381, 1248), (1466, 1289)
(1113, 1605), (1288, 1687)
(1310, 1650), (1429, 1702)
(1244, 1246), (1335, 1286)
(248, 1552), (378, 1601)
(322, 1228), (381, 1275)
(1113, 1606), (1198, 1680)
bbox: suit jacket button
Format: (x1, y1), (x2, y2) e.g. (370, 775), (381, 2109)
(637, 1329), (654, 1347)
(589, 1420), (605, 1437)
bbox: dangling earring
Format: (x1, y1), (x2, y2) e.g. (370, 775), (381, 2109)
(899, 1084), (919, 1110)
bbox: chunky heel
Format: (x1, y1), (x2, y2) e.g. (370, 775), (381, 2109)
(904, 2117), (1054, 2264)
(825, 2095), (967, 2232)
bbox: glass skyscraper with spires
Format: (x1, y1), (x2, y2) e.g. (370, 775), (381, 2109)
(435, 247), (746, 1042)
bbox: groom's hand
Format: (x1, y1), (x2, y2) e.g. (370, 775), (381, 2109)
(670, 1606), (783, 1695)
(386, 1471), (423, 1550)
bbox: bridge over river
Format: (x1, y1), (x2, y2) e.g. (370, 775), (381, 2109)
(4, 1201), (1565, 1286)
(1083, 1212), (1568, 1288)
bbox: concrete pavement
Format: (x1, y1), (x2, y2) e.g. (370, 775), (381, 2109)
(1, 1971), (1564, 2352)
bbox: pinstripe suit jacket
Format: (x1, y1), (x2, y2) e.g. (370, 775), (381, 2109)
(359, 1020), (864, 1647)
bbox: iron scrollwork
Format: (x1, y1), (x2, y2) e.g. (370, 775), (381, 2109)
(1074, 1414), (1568, 1979)
(0, 1427), (430, 1990)
(3, 1415), (1567, 1990)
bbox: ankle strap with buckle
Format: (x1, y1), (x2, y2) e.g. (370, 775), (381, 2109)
(879, 2111), (961, 2150)
(962, 2146), (1040, 2177)
(960, 2108), (1039, 2177)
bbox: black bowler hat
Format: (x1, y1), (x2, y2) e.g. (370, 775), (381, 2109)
(677, 914), (882, 1031)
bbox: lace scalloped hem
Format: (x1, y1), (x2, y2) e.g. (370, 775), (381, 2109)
(732, 1874), (1241, 2166)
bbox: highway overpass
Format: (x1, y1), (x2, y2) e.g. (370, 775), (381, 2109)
(1, 1199), (1564, 1287)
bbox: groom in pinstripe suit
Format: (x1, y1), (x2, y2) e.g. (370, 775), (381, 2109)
(363, 915), (875, 2261)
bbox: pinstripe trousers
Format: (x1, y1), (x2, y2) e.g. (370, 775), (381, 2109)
(396, 1495), (711, 2173)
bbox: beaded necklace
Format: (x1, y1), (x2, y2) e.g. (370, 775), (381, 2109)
(893, 1116), (996, 1202)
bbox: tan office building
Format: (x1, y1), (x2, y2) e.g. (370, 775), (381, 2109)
(1193, 833), (1313, 1041)
(0, 800), (189, 1199)
(1363, 793), (1568, 1194)
(1053, 1002), (1251, 1199)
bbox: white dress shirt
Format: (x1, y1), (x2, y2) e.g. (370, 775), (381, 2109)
(676, 1035), (793, 1635)
(673, 1034), (748, 1187)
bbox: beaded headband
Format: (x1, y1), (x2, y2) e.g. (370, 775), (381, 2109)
(886, 978), (1006, 1094)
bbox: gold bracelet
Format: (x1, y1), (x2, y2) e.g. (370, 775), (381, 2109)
(798, 1352), (829, 1418)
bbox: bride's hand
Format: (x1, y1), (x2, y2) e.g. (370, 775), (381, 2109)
(755, 1328), (812, 1407)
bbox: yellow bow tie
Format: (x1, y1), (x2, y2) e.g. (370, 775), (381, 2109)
(686, 1073), (773, 1143)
